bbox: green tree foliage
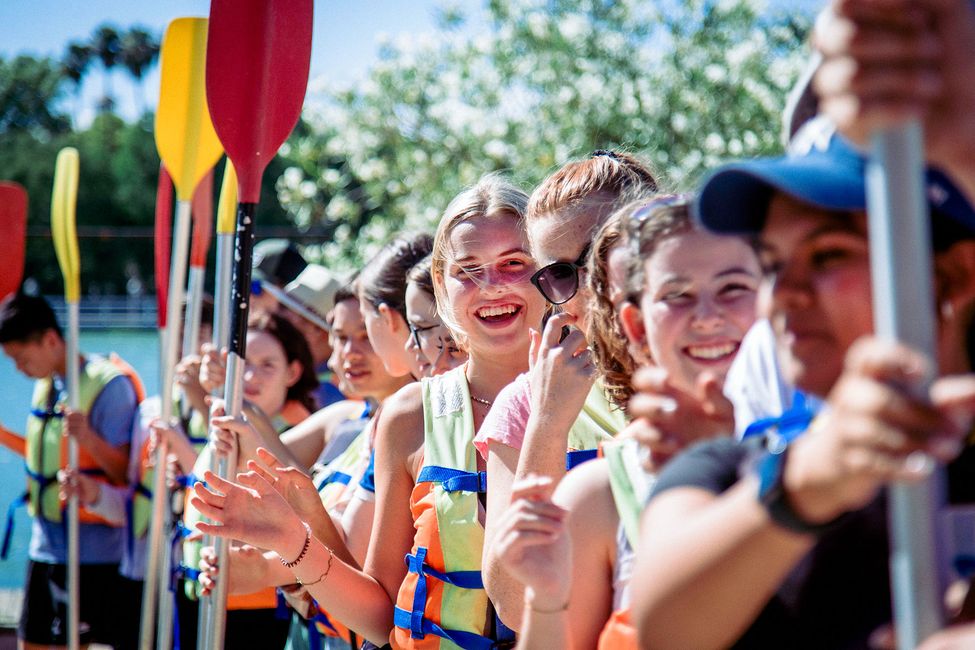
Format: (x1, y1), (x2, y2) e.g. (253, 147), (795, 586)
(0, 56), (71, 137)
(277, 0), (811, 268)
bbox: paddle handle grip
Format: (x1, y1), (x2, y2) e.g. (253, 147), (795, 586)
(867, 122), (943, 648)
(227, 202), (257, 360)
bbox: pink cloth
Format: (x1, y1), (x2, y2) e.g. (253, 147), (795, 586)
(474, 373), (532, 458)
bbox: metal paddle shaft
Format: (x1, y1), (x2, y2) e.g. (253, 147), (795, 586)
(866, 122), (943, 647)
(51, 147), (81, 650)
(196, 161), (237, 649)
(0, 182), (27, 300)
(203, 3), (312, 647)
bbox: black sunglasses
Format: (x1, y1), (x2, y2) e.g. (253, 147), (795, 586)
(530, 242), (592, 305)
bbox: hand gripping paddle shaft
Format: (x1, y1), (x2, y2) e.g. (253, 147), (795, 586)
(51, 147), (81, 650)
(140, 16), (224, 650)
(0, 182), (27, 301)
(202, 2), (312, 648)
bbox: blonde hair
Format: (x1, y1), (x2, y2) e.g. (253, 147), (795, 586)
(526, 150), (659, 226)
(431, 174), (529, 348)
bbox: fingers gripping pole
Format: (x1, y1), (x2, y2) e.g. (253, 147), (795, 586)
(207, 202), (256, 650)
(867, 122), (943, 648)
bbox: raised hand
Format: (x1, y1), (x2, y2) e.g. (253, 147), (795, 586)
(199, 343), (228, 394)
(627, 365), (734, 467)
(248, 447), (327, 526)
(190, 469), (305, 560)
(527, 312), (595, 435)
(489, 475), (570, 610)
(814, 0), (975, 176)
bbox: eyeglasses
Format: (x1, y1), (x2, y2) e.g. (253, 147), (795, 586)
(530, 242), (592, 305)
(410, 322), (461, 362)
(409, 322), (440, 350)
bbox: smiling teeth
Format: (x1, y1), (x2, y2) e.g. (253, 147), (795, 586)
(477, 304), (517, 318)
(687, 343), (737, 360)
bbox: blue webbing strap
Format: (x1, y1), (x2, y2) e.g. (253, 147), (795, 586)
(416, 466), (487, 493)
(742, 391), (815, 444)
(393, 607), (497, 650)
(1, 493), (28, 560)
(565, 448), (598, 471)
(315, 471), (352, 492)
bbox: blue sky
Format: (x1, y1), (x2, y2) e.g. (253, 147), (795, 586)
(0, 0), (451, 125)
(1, 0), (823, 127)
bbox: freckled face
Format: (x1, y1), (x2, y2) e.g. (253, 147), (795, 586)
(442, 214), (544, 360)
(641, 230), (761, 394)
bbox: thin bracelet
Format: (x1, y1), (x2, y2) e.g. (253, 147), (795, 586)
(280, 522), (312, 569)
(297, 545), (335, 587)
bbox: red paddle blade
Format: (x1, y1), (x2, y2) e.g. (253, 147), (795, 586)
(205, 0), (313, 203)
(0, 181), (28, 301)
(154, 164), (174, 328)
(190, 167), (214, 268)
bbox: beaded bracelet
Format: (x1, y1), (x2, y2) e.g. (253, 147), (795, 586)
(280, 521), (312, 569)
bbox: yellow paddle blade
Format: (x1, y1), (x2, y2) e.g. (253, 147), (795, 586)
(154, 17), (224, 202)
(216, 160), (237, 235)
(51, 147), (81, 303)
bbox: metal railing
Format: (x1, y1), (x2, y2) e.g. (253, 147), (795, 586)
(47, 295), (157, 330)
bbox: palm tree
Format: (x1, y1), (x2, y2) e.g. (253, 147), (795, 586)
(61, 41), (92, 124)
(119, 26), (160, 116)
(92, 24), (121, 112)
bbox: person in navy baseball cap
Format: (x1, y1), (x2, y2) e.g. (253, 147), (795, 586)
(694, 115), (975, 251)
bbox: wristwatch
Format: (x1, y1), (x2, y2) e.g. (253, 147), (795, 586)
(756, 446), (848, 536)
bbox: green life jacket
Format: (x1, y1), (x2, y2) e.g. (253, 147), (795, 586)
(604, 438), (655, 547)
(25, 355), (131, 523)
(565, 382), (627, 470)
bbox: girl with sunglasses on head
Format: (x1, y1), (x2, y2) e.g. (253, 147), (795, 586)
(476, 150), (658, 629)
(490, 196), (760, 649)
(404, 255), (468, 377)
(189, 174), (547, 649)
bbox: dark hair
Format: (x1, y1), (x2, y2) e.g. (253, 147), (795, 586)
(248, 311), (318, 413)
(406, 254), (434, 299)
(358, 233), (434, 320)
(0, 293), (62, 344)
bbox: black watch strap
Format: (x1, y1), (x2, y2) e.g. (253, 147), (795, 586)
(756, 447), (849, 536)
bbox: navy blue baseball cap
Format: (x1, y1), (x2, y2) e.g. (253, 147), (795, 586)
(694, 116), (975, 249)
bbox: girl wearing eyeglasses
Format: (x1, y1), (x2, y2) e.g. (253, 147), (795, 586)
(476, 150), (659, 630)
(358, 233), (434, 379)
(491, 196), (760, 649)
(404, 255), (468, 377)
(189, 174), (548, 649)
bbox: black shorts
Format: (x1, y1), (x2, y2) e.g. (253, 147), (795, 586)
(18, 560), (121, 646)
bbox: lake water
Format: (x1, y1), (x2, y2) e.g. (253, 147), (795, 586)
(0, 330), (160, 588)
